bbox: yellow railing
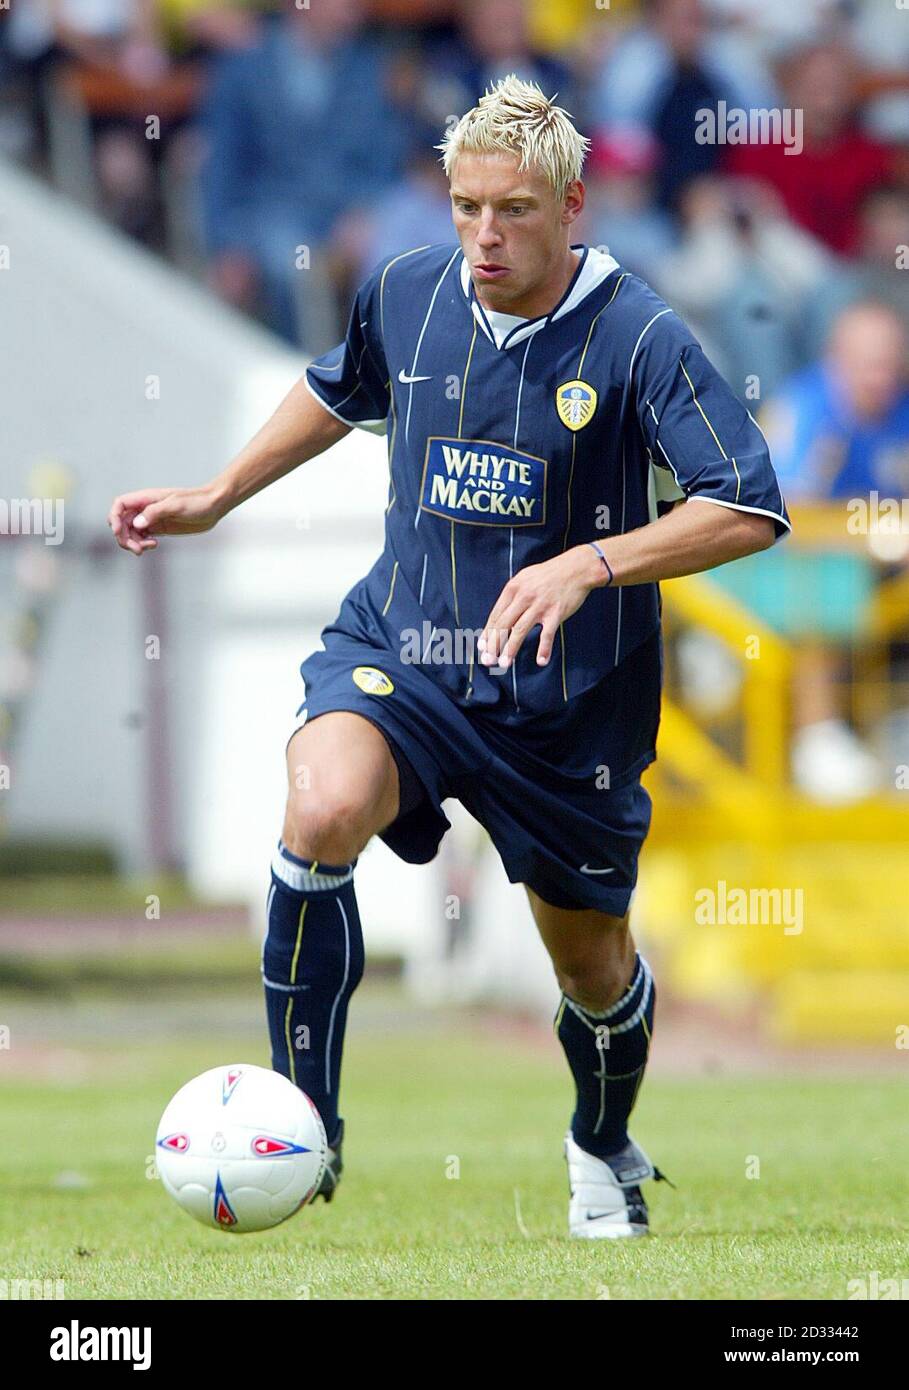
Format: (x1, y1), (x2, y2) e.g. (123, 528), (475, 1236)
(643, 503), (909, 1042)
(870, 569), (909, 640)
(661, 575), (792, 788)
(658, 501), (908, 801)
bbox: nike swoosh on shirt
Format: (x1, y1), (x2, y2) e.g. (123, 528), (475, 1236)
(580, 864), (616, 875)
(398, 368), (432, 384)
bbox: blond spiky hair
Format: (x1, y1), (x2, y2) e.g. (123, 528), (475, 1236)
(438, 74), (589, 200)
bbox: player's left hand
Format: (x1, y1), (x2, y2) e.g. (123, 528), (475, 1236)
(479, 546), (602, 670)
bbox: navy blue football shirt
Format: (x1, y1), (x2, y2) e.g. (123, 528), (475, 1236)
(305, 244), (789, 727)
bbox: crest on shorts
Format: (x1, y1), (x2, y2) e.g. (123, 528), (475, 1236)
(556, 379), (597, 431)
(352, 665), (394, 696)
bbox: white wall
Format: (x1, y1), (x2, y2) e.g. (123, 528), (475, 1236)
(0, 158), (442, 956)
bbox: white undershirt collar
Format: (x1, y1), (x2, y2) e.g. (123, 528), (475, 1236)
(459, 245), (621, 349)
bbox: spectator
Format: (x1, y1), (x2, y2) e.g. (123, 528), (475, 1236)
(590, 0), (778, 212)
(3, 0), (165, 76)
(355, 124), (454, 284)
(849, 0), (909, 144)
(651, 174), (832, 399)
(579, 125), (675, 282)
(806, 186), (909, 356)
(199, 0), (411, 349)
(763, 302), (909, 501)
(527, 0), (636, 59)
(760, 302), (909, 800)
(725, 41), (897, 256)
(704, 0), (845, 55)
(847, 187), (909, 329)
(1, 0), (171, 234)
(424, 0), (576, 129)
(157, 0), (272, 59)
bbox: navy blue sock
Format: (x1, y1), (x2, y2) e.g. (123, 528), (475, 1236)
(262, 842), (365, 1146)
(555, 954), (655, 1158)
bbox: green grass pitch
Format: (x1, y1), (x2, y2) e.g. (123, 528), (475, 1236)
(1, 1032), (905, 1300)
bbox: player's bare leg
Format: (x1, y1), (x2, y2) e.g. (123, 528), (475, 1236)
(264, 712), (401, 1202)
(526, 888), (665, 1238)
(283, 712), (401, 863)
(526, 889), (637, 1011)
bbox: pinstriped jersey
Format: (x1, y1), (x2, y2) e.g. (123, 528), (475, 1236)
(305, 244), (789, 718)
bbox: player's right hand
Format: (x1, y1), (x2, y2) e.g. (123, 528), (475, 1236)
(107, 485), (226, 555)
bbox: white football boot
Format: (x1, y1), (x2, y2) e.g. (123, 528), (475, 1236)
(314, 1120), (343, 1202)
(565, 1133), (666, 1238)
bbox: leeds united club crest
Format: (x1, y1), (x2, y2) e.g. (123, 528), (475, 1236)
(555, 379), (598, 431)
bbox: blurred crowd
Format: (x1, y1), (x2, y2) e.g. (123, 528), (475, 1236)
(1, 0), (906, 357)
(2, 0), (909, 798)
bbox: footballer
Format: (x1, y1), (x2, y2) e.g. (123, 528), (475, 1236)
(108, 77), (790, 1238)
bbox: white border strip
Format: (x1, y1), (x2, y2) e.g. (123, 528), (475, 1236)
(687, 493), (791, 535)
(303, 373), (387, 435)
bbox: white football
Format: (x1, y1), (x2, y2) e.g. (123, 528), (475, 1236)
(155, 1063), (327, 1233)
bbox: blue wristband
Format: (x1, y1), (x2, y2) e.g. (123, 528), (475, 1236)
(588, 541), (614, 586)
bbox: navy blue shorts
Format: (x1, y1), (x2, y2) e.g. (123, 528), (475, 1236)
(291, 630), (655, 917)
